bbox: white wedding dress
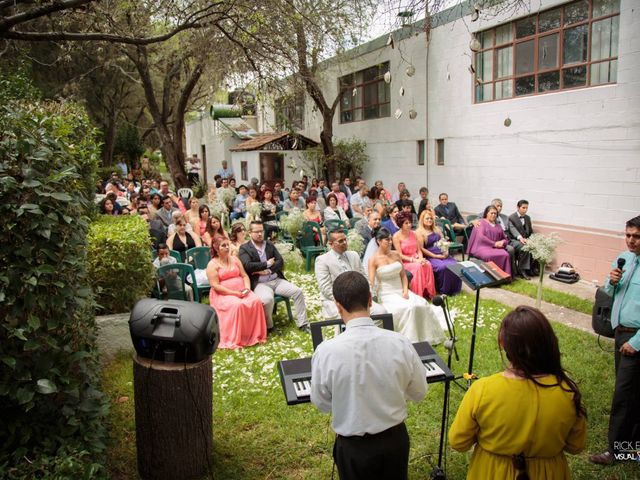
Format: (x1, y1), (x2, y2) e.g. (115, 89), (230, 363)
(375, 262), (445, 345)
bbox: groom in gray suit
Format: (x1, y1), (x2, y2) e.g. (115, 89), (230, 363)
(315, 229), (387, 320)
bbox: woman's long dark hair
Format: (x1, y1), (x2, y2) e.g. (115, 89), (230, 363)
(205, 214), (223, 237)
(482, 205), (497, 219)
(499, 306), (586, 417)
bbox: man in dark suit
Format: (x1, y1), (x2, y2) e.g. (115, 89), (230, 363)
(239, 220), (309, 332)
(356, 210), (381, 251)
(434, 193), (465, 233)
(508, 199), (534, 278)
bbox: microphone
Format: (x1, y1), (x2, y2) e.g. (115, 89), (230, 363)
(432, 294), (447, 307)
(617, 258), (626, 270)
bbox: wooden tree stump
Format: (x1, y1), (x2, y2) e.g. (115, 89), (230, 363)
(133, 354), (213, 480)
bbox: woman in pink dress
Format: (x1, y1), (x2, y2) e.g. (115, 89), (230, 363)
(206, 236), (266, 349)
(392, 211), (436, 299)
(467, 205), (512, 276)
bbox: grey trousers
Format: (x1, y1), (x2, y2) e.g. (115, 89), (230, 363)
(254, 278), (307, 328)
(510, 240), (532, 271)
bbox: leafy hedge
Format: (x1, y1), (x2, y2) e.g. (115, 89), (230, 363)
(87, 215), (154, 314)
(0, 99), (108, 478)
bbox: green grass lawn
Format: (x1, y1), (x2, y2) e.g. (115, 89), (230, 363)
(102, 271), (635, 479)
(501, 279), (594, 315)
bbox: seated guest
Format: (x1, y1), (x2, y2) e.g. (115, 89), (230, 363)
(393, 212), (436, 299)
(153, 243), (193, 301)
(449, 306), (586, 478)
(416, 187), (431, 217)
(239, 221), (309, 332)
(167, 215), (202, 261)
(202, 214), (228, 247)
(195, 205), (210, 239)
(349, 184), (371, 218)
(434, 193), (466, 233)
(490, 198), (510, 234)
(339, 176), (353, 204)
(381, 204), (400, 235)
(416, 210), (462, 296)
(324, 193), (350, 227)
(330, 182), (350, 214)
(229, 222), (246, 257)
(183, 197), (200, 230)
(230, 185), (249, 220)
(148, 193), (162, 219)
(315, 229), (386, 320)
(167, 210), (195, 236)
(508, 199), (535, 278)
(273, 182), (285, 204)
(245, 185), (260, 216)
(394, 189), (416, 217)
(374, 180), (392, 201)
(260, 188), (279, 240)
(206, 236), (267, 349)
(156, 195), (176, 231)
(100, 197), (119, 216)
(467, 205), (512, 277)
(391, 181), (407, 203)
(283, 188), (306, 212)
(303, 196), (325, 245)
(356, 210), (381, 247)
(369, 228), (444, 344)
(369, 186), (389, 218)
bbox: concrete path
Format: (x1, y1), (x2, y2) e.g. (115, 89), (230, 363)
(472, 274), (607, 337)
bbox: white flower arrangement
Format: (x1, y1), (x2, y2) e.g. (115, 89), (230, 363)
(436, 237), (451, 256)
(522, 232), (562, 307)
(522, 232), (561, 264)
(347, 229), (365, 254)
(279, 208), (305, 239)
(246, 201), (263, 219)
(217, 187), (236, 208)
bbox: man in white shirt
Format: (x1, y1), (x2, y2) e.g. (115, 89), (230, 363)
(350, 185), (371, 218)
(217, 160), (234, 179)
(311, 271), (427, 480)
(315, 230), (386, 320)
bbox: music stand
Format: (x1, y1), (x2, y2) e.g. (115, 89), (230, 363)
(310, 314), (394, 350)
(446, 260), (509, 383)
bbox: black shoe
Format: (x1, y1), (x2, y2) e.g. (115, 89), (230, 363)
(589, 451), (614, 465)
(519, 270), (531, 280)
(299, 324), (311, 334)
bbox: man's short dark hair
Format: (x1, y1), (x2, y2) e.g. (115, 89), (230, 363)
(249, 220), (263, 228)
(157, 243), (168, 251)
(517, 199), (529, 208)
(401, 199), (413, 209)
(439, 193), (448, 199)
(627, 215), (640, 229)
(328, 228), (346, 242)
(333, 271), (370, 313)
(419, 187), (428, 194)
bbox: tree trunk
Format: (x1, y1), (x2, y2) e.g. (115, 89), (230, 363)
(133, 354), (213, 480)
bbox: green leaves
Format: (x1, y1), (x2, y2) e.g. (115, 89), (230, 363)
(0, 89), (107, 475)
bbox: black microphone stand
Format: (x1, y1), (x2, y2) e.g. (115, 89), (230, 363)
(430, 296), (457, 480)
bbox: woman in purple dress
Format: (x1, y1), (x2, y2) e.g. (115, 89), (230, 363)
(467, 205), (512, 276)
(416, 210), (462, 295)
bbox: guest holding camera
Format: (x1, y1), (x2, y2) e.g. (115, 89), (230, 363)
(206, 236), (266, 349)
(449, 306), (586, 479)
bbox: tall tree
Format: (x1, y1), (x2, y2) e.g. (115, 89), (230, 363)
(221, 0), (377, 181)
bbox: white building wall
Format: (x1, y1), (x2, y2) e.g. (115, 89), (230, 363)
(427, 0), (640, 233)
(185, 114), (242, 185)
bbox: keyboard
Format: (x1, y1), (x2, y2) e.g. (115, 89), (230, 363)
(277, 341), (454, 405)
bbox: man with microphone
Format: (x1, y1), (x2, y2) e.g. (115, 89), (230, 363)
(590, 215), (640, 465)
(311, 271), (427, 479)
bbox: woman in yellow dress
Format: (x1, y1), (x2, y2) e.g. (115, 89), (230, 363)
(449, 306), (587, 479)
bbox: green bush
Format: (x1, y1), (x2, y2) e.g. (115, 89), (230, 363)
(0, 98), (108, 477)
(87, 215), (155, 314)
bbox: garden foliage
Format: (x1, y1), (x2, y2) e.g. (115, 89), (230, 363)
(87, 215), (155, 314)
(0, 98), (108, 478)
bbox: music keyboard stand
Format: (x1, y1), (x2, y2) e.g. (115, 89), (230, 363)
(446, 260), (509, 384)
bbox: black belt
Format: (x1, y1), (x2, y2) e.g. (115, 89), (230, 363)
(337, 422), (405, 440)
(616, 326), (638, 333)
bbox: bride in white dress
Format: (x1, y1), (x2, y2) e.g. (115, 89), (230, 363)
(368, 228), (445, 345)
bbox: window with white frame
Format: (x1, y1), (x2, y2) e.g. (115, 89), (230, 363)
(474, 0), (620, 103)
(339, 62), (391, 123)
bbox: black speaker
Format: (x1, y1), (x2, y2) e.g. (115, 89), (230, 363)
(129, 298), (219, 363)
